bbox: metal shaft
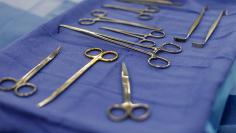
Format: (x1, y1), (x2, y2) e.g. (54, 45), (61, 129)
(192, 10), (227, 48)
(174, 6), (207, 42)
(38, 55), (101, 107)
(59, 25), (152, 56)
(103, 4), (141, 13)
(103, 16), (162, 31)
(20, 47), (61, 84)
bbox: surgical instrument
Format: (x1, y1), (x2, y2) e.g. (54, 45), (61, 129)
(100, 26), (165, 46)
(103, 4), (158, 20)
(38, 48), (118, 107)
(59, 24), (182, 68)
(0, 47), (61, 97)
(79, 9), (162, 31)
(192, 10), (227, 48)
(117, 0), (181, 6)
(174, 6), (208, 42)
(108, 62), (150, 121)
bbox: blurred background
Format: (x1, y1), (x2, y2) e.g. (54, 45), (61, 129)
(0, 0), (82, 49)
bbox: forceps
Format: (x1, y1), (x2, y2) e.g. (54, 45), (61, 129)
(59, 24), (182, 68)
(79, 9), (162, 31)
(108, 63), (150, 121)
(174, 6), (208, 42)
(0, 47), (61, 97)
(117, 0), (181, 6)
(103, 4), (158, 20)
(38, 48), (118, 107)
(100, 26), (165, 46)
(192, 10), (227, 48)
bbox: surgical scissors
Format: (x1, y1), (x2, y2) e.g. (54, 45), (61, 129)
(59, 24), (182, 68)
(38, 48), (118, 107)
(108, 62), (150, 121)
(100, 26), (165, 46)
(0, 47), (61, 97)
(79, 9), (162, 31)
(103, 4), (158, 20)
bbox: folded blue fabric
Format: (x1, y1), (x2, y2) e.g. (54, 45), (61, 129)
(1, 0), (236, 133)
(219, 95), (236, 133)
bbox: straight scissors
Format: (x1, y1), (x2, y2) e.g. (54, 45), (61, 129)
(79, 9), (162, 31)
(38, 48), (118, 107)
(59, 24), (182, 68)
(0, 47), (61, 97)
(100, 26), (165, 47)
(108, 62), (150, 121)
(103, 4), (158, 20)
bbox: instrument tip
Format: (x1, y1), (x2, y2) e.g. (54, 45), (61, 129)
(37, 101), (47, 108)
(121, 62), (128, 76)
(56, 46), (62, 53)
(192, 42), (204, 48)
(223, 10), (229, 16)
(173, 36), (187, 42)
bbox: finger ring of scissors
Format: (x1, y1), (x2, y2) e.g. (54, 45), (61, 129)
(108, 63), (150, 121)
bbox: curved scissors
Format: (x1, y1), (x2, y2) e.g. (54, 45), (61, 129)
(79, 9), (162, 31)
(38, 48), (118, 107)
(103, 4), (159, 20)
(0, 47), (61, 97)
(108, 63), (150, 121)
(101, 26), (165, 47)
(59, 24), (181, 68)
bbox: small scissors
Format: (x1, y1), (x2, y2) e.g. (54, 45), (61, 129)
(101, 26), (165, 47)
(108, 62), (150, 121)
(59, 24), (182, 69)
(79, 9), (162, 31)
(0, 47), (61, 97)
(103, 4), (159, 20)
(38, 48), (119, 107)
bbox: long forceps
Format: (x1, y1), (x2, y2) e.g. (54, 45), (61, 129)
(108, 63), (150, 121)
(192, 10), (227, 48)
(38, 48), (118, 107)
(174, 6), (208, 42)
(117, 0), (181, 6)
(0, 47), (61, 97)
(103, 4), (158, 20)
(59, 24), (182, 68)
(79, 9), (162, 31)
(100, 26), (165, 46)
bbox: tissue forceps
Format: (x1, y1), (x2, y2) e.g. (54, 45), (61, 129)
(108, 62), (150, 121)
(0, 47), (61, 97)
(192, 10), (227, 48)
(79, 9), (162, 31)
(59, 24), (182, 68)
(38, 48), (118, 107)
(103, 4), (158, 20)
(174, 6), (208, 42)
(100, 26), (165, 47)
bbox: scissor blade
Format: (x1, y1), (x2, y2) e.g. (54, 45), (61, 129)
(122, 62), (129, 79)
(121, 62), (131, 102)
(20, 46), (61, 83)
